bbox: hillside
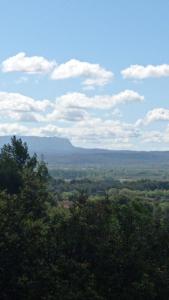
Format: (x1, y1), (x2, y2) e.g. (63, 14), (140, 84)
(0, 136), (169, 168)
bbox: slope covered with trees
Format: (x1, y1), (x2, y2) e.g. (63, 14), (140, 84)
(0, 137), (169, 299)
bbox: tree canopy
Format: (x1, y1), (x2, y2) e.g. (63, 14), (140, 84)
(0, 137), (169, 299)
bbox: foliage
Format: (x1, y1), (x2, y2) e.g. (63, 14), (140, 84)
(0, 137), (169, 299)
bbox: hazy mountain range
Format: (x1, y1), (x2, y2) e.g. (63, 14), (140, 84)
(0, 136), (169, 168)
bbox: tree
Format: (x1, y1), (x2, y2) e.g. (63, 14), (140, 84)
(0, 137), (51, 300)
(0, 136), (48, 195)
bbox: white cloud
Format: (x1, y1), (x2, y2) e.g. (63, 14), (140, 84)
(51, 59), (113, 87)
(0, 89), (146, 149)
(8, 112), (46, 123)
(0, 123), (28, 136)
(0, 90), (144, 124)
(57, 90), (144, 110)
(46, 108), (89, 122)
(2, 54), (113, 87)
(121, 64), (169, 80)
(0, 92), (52, 122)
(0, 91), (90, 123)
(141, 131), (163, 143)
(2, 52), (56, 74)
(0, 116), (140, 149)
(141, 127), (169, 146)
(0, 123), (63, 137)
(136, 108), (169, 126)
(0, 92), (51, 113)
(46, 117), (141, 148)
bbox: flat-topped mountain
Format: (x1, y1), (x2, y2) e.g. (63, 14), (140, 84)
(0, 136), (169, 168)
(0, 136), (75, 155)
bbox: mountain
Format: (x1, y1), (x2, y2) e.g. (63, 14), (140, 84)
(0, 135), (169, 168)
(0, 136), (75, 155)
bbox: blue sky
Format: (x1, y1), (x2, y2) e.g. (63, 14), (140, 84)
(0, 0), (169, 149)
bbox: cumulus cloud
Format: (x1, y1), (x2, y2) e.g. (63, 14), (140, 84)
(60, 117), (139, 149)
(0, 92), (52, 122)
(121, 64), (169, 80)
(0, 91), (90, 123)
(57, 90), (144, 110)
(0, 88), (146, 149)
(136, 108), (169, 126)
(46, 108), (89, 122)
(2, 52), (56, 74)
(40, 116), (140, 149)
(0, 116), (141, 149)
(0, 91), (51, 112)
(2, 54), (113, 87)
(0, 90), (144, 124)
(70, 118), (140, 141)
(51, 59), (113, 87)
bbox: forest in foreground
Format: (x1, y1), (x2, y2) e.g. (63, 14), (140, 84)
(1, 137), (169, 299)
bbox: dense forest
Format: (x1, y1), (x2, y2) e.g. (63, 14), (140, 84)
(1, 137), (169, 299)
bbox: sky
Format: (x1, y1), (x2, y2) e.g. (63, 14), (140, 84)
(0, 0), (169, 150)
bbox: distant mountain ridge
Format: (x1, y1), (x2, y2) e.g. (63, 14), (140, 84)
(0, 136), (75, 155)
(0, 135), (169, 168)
